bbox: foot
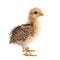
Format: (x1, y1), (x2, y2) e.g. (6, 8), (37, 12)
(23, 53), (37, 56)
(24, 47), (35, 52)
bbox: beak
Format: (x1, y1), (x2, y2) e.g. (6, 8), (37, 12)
(39, 12), (44, 16)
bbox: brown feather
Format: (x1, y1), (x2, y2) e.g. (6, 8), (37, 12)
(9, 23), (34, 43)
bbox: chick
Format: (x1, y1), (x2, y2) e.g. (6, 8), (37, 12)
(9, 7), (44, 56)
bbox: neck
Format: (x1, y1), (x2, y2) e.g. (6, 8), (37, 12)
(28, 15), (37, 23)
(28, 16), (40, 34)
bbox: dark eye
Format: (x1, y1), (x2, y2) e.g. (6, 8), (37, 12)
(33, 11), (38, 14)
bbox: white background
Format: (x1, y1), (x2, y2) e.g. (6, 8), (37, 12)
(0, 0), (60, 60)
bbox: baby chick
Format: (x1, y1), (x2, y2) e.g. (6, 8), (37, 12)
(9, 7), (44, 56)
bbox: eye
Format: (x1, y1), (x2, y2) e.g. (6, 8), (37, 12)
(33, 11), (38, 14)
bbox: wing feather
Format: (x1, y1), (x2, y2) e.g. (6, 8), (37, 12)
(9, 24), (34, 43)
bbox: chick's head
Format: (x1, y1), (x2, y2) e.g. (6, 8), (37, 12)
(29, 7), (44, 19)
